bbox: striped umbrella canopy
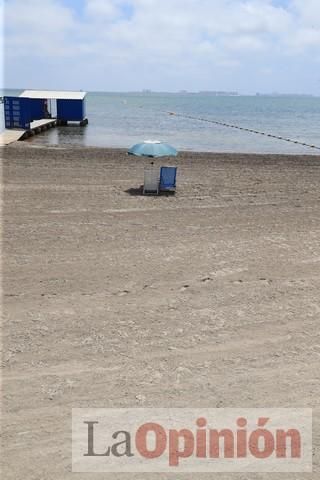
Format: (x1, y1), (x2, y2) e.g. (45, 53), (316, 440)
(128, 140), (178, 158)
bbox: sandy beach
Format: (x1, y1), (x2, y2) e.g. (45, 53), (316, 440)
(2, 143), (320, 479)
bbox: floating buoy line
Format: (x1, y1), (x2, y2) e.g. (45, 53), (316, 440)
(165, 111), (320, 152)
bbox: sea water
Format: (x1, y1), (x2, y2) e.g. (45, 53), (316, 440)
(1, 90), (319, 154)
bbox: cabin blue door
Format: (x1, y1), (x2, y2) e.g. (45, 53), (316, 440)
(56, 99), (84, 121)
(4, 97), (31, 129)
(29, 99), (47, 121)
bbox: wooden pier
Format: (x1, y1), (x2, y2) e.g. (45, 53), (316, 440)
(0, 129), (25, 146)
(2, 90), (88, 145)
(0, 118), (57, 146)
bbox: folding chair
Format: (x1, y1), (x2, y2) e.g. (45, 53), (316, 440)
(159, 166), (177, 192)
(143, 166), (160, 195)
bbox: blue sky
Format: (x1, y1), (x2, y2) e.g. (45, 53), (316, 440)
(3, 0), (320, 94)
(61, 0), (133, 19)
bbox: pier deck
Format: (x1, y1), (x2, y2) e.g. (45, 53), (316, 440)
(30, 118), (56, 129)
(0, 119), (57, 146)
(0, 129), (25, 146)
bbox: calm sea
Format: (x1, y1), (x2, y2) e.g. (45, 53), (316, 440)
(1, 90), (319, 154)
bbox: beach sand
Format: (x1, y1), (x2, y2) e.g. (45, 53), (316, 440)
(2, 144), (320, 479)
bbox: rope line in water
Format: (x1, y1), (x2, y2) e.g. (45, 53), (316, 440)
(165, 111), (320, 152)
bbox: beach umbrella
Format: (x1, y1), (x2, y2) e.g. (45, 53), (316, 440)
(128, 140), (178, 158)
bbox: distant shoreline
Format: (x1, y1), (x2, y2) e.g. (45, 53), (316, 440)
(0, 88), (318, 97)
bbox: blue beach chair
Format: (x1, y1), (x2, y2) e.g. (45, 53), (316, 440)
(159, 166), (177, 192)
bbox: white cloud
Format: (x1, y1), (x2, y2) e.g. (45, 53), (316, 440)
(6, 0), (75, 34)
(3, 0), (320, 92)
(85, 0), (121, 21)
(291, 0), (320, 26)
(4, 0), (82, 57)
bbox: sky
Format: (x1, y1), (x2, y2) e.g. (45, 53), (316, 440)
(2, 0), (320, 94)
